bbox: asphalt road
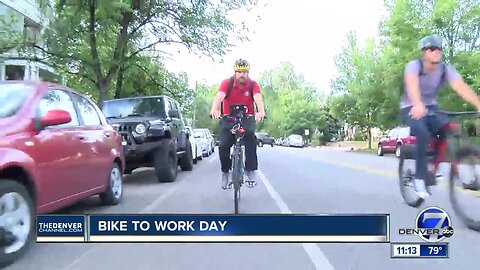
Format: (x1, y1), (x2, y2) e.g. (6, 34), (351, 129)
(6, 146), (479, 270)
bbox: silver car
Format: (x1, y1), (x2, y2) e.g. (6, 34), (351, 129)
(287, 134), (304, 148)
(195, 128), (215, 153)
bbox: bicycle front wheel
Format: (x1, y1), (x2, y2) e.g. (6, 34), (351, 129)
(231, 148), (242, 214)
(449, 144), (480, 231)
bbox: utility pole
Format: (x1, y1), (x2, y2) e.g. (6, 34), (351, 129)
(192, 81), (197, 128)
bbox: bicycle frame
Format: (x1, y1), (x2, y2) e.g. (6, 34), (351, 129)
(230, 121), (246, 184)
(429, 122), (461, 181)
(220, 104), (252, 214)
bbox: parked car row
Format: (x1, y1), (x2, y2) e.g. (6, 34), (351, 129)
(275, 134), (306, 148)
(0, 81), (215, 267)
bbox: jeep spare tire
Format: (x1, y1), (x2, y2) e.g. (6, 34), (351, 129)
(153, 139), (178, 182)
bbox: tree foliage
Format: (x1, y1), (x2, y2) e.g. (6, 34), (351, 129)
(330, 0), (480, 148)
(192, 62), (342, 144)
(38, 0), (258, 105)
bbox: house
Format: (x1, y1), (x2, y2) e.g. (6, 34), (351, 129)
(0, 0), (64, 83)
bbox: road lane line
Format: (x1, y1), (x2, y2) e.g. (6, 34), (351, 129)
(62, 182), (187, 270)
(257, 170), (335, 270)
(209, 155), (218, 163)
(62, 163), (214, 270)
(277, 149), (480, 195)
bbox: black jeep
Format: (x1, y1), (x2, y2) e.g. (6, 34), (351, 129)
(255, 132), (274, 147)
(101, 95), (194, 182)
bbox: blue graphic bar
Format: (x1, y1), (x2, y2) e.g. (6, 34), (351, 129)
(36, 215), (86, 242)
(420, 243), (448, 258)
(88, 214), (389, 243)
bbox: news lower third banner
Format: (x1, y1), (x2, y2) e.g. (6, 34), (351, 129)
(37, 214), (390, 243)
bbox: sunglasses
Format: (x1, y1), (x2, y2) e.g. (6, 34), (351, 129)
(427, 47), (442, 52)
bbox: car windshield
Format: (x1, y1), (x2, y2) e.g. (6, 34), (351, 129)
(0, 83), (31, 119)
(102, 97), (166, 118)
(290, 135), (302, 141)
(194, 130), (206, 138)
(398, 127), (410, 138)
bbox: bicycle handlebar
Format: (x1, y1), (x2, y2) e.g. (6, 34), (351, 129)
(209, 114), (265, 120)
(427, 110), (480, 118)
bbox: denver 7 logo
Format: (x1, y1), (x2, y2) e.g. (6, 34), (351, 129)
(416, 207), (452, 242)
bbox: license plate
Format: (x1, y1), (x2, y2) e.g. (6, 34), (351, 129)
(121, 141), (127, 146)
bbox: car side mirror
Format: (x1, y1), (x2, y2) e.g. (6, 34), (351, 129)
(40, 109), (71, 127)
(168, 109), (180, 119)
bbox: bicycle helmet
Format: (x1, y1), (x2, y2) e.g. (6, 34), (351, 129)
(419, 35), (443, 50)
(234, 59), (250, 72)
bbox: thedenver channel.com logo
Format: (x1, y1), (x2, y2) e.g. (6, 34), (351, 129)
(398, 206), (454, 242)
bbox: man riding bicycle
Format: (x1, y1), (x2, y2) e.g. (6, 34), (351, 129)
(210, 59), (266, 190)
(401, 35), (480, 199)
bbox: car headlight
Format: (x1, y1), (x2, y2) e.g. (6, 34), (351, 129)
(135, 123), (147, 134)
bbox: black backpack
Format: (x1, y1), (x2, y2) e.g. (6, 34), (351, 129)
(221, 76), (255, 114)
(401, 59), (447, 95)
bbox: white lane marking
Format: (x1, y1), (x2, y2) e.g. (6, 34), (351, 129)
(62, 167), (203, 270)
(209, 155), (218, 163)
(257, 170), (335, 270)
(141, 183), (184, 213)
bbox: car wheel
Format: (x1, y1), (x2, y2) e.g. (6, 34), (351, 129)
(270, 143), (274, 147)
(100, 163), (123, 205)
(153, 139), (178, 182)
(0, 180), (35, 268)
(377, 144), (384, 156)
(179, 140), (194, 171)
(395, 145), (401, 158)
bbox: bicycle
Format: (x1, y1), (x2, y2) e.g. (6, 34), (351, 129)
(215, 104), (255, 214)
(398, 110), (480, 231)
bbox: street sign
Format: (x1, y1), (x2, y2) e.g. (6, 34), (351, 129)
(304, 129), (309, 136)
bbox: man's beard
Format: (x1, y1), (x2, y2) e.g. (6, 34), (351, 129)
(238, 77), (246, 85)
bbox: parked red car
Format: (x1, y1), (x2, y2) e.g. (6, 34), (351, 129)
(377, 126), (434, 157)
(0, 81), (125, 267)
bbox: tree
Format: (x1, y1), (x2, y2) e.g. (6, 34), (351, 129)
(0, 13), (23, 54)
(329, 0), (480, 147)
(40, 0), (259, 105)
(254, 62), (340, 141)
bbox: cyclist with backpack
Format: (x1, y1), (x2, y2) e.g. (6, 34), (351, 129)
(210, 59), (266, 189)
(401, 35), (480, 199)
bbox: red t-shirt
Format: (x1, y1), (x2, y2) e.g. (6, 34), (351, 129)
(218, 77), (261, 115)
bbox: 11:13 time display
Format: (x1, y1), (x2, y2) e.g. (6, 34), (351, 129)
(397, 246), (418, 254)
